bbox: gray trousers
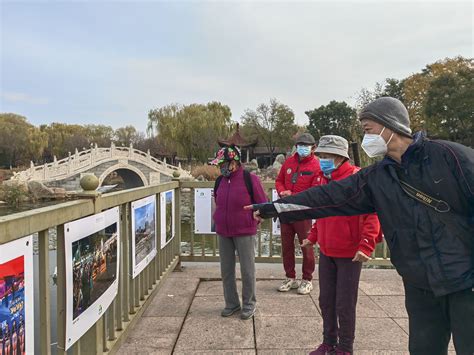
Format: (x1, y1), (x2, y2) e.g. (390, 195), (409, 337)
(218, 235), (256, 311)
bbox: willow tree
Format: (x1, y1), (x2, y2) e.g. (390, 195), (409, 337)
(147, 102), (232, 163)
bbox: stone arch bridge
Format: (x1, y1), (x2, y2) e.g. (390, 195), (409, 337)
(11, 144), (191, 190)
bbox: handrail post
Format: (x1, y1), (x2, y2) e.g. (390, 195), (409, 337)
(107, 299), (116, 341)
(56, 225), (67, 355)
(121, 203), (131, 320)
(174, 180), (182, 268)
(116, 204), (126, 329)
(80, 316), (103, 354)
(154, 193), (161, 281)
(39, 229), (52, 355)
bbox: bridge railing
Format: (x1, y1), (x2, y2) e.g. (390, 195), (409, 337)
(11, 144), (188, 182)
(0, 181), (182, 355)
(179, 181), (391, 266)
(0, 179), (391, 355)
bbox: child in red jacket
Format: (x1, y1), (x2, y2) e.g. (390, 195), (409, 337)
(302, 135), (381, 355)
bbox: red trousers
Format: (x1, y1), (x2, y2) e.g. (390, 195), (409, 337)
(281, 220), (315, 281)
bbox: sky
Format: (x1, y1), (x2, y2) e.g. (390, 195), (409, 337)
(0, 1), (472, 132)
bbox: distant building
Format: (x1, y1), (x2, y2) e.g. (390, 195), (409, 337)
(217, 124), (257, 163)
(217, 124), (291, 168)
(251, 146), (289, 168)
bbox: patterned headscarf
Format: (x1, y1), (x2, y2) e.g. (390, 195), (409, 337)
(210, 145), (241, 165)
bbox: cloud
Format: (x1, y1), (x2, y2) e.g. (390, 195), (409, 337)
(1, 1), (472, 131)
(1, 92), (49, 105)
(103, 1), (472, 128)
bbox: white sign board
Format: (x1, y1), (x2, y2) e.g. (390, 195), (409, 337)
(272, 189), (281, 235)
(194, 188), (216, 234)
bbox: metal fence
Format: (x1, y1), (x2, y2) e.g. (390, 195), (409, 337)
(0, 181), (181, 355)
(180, 181), (391, 266)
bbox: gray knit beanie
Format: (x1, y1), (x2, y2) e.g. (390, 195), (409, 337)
(359, 97), (412, 138)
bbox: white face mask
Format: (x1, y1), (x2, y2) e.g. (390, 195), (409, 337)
(361, 127), (394, 158)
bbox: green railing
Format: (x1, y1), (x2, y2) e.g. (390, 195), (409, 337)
(180, 181), (391, 266)
(0, 179), (391, 355)
(0, 181), (182, 355)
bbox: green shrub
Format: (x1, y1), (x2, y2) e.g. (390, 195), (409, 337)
(0, 184), (29, 208)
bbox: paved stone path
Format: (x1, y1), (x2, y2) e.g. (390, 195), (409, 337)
(116, 262), (455, 354)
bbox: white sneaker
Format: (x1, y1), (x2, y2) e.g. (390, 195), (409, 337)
(277, 278), (299, 292)
(297, 280), (313, 295)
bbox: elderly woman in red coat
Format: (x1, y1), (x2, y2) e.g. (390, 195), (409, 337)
(302, 135), (381, 355)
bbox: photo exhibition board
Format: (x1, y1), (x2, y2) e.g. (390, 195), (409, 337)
(0, 235), (34, 355)
(64, 207), (120, 350)
(131, 195), (157, 278)
(160, 190), (175, 249)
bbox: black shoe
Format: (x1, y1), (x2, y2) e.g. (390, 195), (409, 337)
(240, 307), (256, 320)
(221, 305), (241, 317)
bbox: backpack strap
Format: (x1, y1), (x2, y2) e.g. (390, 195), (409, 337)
(213, 175), (223, 199)
(243, 170), (256, 204)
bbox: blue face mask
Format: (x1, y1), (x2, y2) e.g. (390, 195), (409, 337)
(319, 158), (336, 175)
(296, 145), (311, 157)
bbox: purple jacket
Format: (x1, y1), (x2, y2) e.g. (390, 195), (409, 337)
(213, 167), (268, 237)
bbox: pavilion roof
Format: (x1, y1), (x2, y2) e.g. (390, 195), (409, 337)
(218, 123), (257, 148)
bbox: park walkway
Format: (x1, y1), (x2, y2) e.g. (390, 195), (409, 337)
(116, 262), (454, 355)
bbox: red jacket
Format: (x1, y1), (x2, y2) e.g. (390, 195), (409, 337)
(307, 161), (381, 258)
(275, 153), (321, 195)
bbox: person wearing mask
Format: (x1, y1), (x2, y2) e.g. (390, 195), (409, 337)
(247, 97), (474, 355)
(211, 145), (268, 320)
(275, 133), (321, 294)
(301, 135), (381, 355)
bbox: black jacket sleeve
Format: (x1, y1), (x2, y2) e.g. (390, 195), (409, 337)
(438, 141), (474, 202)
(273, 167), (376, 224)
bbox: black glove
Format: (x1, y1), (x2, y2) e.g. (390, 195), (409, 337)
(250, 202), (279, 219)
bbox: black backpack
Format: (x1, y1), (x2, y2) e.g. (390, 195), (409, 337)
(214, 170), (256, 204)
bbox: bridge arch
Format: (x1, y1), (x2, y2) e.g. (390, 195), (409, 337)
(99, 164), (148, 188)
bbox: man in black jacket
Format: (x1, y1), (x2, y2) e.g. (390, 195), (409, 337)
(247, 97), (474, 355)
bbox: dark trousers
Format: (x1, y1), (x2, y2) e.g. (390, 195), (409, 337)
(318, 252), (362, 353)
(404, 282), (474, 355)
(281, 220), (315, 281)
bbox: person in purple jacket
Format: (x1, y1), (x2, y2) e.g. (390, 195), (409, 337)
(211, 145), (268, 320)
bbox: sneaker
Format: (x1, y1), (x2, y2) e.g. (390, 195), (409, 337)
(277, 278), (299, 292)
(297, 280), (313, 295)
(309, 343), (336, 355)
(334, 348), (352, 355)
(221, 305), (241, 317)
(240, 307), (256, 320)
